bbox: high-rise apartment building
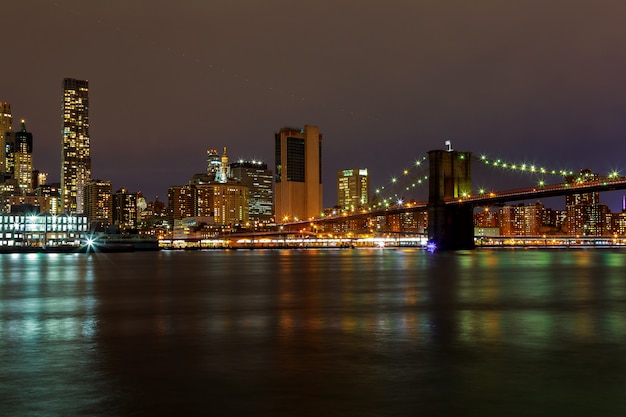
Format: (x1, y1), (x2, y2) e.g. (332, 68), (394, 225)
(337, 168), (369, 211)
(13, 120), (33, 194)
(274, 125), (322, 221)
(499, 202), (544, 236)
(84, 179), (113, 228)
(565, 169), (602, 236)
(230, 161), (273, 224)
(61, 78), (90, 214)
(0, 102), (12, 177)
(112, 188), (138, 231)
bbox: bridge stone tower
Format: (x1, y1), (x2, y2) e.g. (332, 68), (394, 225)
(427, 149), (475, 250)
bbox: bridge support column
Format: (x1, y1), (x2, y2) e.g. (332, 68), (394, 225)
(427, 149), (475, 250)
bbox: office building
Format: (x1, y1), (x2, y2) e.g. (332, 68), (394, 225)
(61, 78), (90, 214)
(337, 168), (369, 211)
(207, 149), (221, 179)
(230, 161), (273, 225)
(274, 125), (322, 221)
(0, 102), (12, 177)
(13, 120), (33, 194)
(84, 179), (113, 228)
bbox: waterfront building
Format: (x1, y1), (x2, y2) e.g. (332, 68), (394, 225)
(337, 168), (369, 211)
(474, 207), (499, 228)
(112, 188), (138, 231)
(565, 169), (602, 236)
(0, 102), (12, 177)
(84, 179), (113, 229)
(615, 211), (626, 236)
(13, 120), (33, 194)
(274, 125), (322, 221)
(0, 213), (88, 248)
(386, 211), (427, 234)
(499, 202), (544, 236)
(230, 160), (273, 225)
(61, 78), (90, 214)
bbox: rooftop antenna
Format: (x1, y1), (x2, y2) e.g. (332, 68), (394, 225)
(445, 140), (453, 152)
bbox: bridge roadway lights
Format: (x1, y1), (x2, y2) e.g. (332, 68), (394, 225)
(427, 203), (475, 250)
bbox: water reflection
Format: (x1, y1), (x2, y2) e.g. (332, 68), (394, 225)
(1, 249), (626, 416)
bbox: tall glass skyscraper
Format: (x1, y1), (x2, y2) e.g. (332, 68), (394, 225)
(61, 78), (90, 214)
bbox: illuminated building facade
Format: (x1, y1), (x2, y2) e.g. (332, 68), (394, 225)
(112, 188), (138, 231)
(274, 125), (322, 221)
(61, 78), (90, 214)
(0, 102), (12, 177)
(474, 207), (499, 228)
(195, 182), (249, 226)
(13, 120), (33, 194)
(3, 195), (56, 215)
(168, 185), (195, 221)
(32, 170), (46, 190)
(337, 168), (369, 211)
(84, 179), (113, 228)
(565, 169), (602, 236)
(0, 213), (88, 248)
(230, 161), (273, 224)
(499, 202), (544, 236)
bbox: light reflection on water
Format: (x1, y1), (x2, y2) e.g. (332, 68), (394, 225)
(1, 249), (626, 416)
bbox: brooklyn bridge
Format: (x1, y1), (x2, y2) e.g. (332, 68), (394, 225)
(278, 146), (626, 250)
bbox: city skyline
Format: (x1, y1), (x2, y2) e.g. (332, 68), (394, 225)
(3, 1), (626, 210)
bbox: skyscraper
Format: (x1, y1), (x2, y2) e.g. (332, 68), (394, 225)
(337, 168), (369, 211)
(14, 120), (33, 194)
(274, 125), (322, 221)
(207, 149), (221, 179)
(230, 161), (274, 225)
(61, 78), (90, 214)
(0, 102), (12, 177)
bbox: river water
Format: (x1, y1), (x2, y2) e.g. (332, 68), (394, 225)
(1, 248), (625, 416)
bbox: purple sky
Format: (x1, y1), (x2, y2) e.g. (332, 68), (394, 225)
(4, 0), (626, 210)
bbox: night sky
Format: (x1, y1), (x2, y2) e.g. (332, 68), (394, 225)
(4, 0), (626, 210)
